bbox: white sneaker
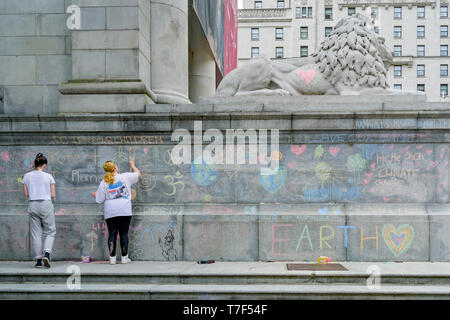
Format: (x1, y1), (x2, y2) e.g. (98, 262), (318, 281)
(121, 255), (132, 264)
(109, 256), (116, 265)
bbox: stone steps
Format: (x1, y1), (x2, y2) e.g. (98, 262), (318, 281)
(1, 283), (450, 300)
(2, 261), (450, 299)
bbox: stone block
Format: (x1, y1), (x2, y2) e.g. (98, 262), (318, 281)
(258, 204), (346, 261)
(346, 205), (429, 262)
(5, 36), (66, 55)
(72, 30), (139, 50)
(3, 86), (46, 115)
(71, 0), (138, 7)
(183, 214), (258, 261)
(65, 36), (72, 54)
(80, 7), (106, 30)
(43, 85), (62, 114)
(106, 50), (139, 78)
(36, 55), (72, 85)
(72, 50), (106, 79)
(59, 93), (149, 113)
(0, 38), (5, 55)
(106, 6), (139, 30)
(0, 215), (30, 260)
(0, 0), (64, 14)
(0, 15), (35, 36)
(36, 14), (69, 36)
(128, 214), (183, 261)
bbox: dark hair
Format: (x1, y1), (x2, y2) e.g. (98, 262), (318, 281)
(34, 153), (47, 168)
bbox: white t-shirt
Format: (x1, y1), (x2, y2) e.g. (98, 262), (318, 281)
(22, 170), (56, 201)
(95, 172), (139, 219)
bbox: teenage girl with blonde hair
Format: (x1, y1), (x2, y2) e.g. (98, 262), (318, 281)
(94, 160), (141, 264)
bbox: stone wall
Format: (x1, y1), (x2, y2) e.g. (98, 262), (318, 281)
(0, 0), (72, 114)
(0, 101), (449, 262)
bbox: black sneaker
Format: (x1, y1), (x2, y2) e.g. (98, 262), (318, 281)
(42, 252), (51, 268)
(34, 259), (43, 268)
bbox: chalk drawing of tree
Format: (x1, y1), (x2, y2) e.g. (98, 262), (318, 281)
(315, 162), (332, 187)
(346, 154), (366, 183)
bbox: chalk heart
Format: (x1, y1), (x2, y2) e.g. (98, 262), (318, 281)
(382, 224), (414, 256)
(329, 146), (340, 157)
(290, 144), (307, 156)
(297, 69), (316, 85)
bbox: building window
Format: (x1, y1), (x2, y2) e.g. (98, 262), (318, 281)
(417, 6), (425, 18)
(417, 25), (425, 38)
(254, 1), (262, 9)
(275, 28), (284, 40)
(441, 25), (448, 37)
(300, 46), (308, 57)
(277, 0), (285, 8)
(296, 7), (301, 18)
(371, 7), (379, 19)
(441, 84), (448, 96)
(251, 47), (260, 59)
(417, 45), (425, 57)
(441, 64), (449, 76)
(417, 64), (425, 77)
(394, 45), (402, 57)
(307, 7), (313, 18)
(325, 7), (333, 20)
(394, 7), (402, 19)
(251, 28), (259, 41)
(394, 65), (402, 77)
(394, 84), (402, 90)
(417, 84), (425, 92)
(276, 47), (284, 59)
(325, 27), (333, 37)
(300, 27), (308, 39)
(441, 45), (448, 56)
(374, 26), (379, 34)
(441, 6), (449, 18)
(348, 7), (356, 16)
(394, 26), (402, 38)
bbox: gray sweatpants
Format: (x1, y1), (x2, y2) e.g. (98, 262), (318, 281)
(27, 200), (56, 260)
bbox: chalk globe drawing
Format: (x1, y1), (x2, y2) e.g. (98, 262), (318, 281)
(190, 158), (219, 187)
(259, 166), (287, 193)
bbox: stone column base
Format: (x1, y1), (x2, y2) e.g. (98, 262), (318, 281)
(58, 80), (156, 113)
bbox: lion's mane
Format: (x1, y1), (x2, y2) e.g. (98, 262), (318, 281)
(312, 14), (388, 89)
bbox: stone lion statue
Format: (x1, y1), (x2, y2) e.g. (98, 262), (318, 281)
(216, 14), (417, 96)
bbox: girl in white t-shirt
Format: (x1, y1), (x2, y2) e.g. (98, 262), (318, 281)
(93, 160), (141, 264)
(22, 153), (56, 268)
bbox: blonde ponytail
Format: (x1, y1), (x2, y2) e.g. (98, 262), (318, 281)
(103, 161), (115, 184)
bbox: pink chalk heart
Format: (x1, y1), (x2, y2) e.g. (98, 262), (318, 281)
(1, 152), (11, 163)
(426, 149), (433, 156)
(290, 144), (307, 156)
(144, 148), (148, 153)
(365, 173), (373, 179)
(370, 163), (376, 170)
(430, 161), (439, 168)
(329, 146), (340, 157)
(288, 163), (296, 169)
(383, 197), (390, 202)
(297, 69), (316, 85)
(370, 188), (376, 193)
(416, 145), (423, 149)
(363, 179), (370, 185)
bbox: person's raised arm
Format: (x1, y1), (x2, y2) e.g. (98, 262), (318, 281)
(129, 160), (142, 179)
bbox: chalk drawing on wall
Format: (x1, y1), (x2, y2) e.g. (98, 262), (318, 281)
(259, 166), (287, 193)
(190, 159), (219, 186)
(382, 224), (414, 256)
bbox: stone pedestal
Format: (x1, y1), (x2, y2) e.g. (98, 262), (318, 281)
(58, 0), (155, 113)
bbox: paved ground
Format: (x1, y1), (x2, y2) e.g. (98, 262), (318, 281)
(1, 261), (450, 276)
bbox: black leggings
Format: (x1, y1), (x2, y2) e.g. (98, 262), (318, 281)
(105, 216), (132, 257)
